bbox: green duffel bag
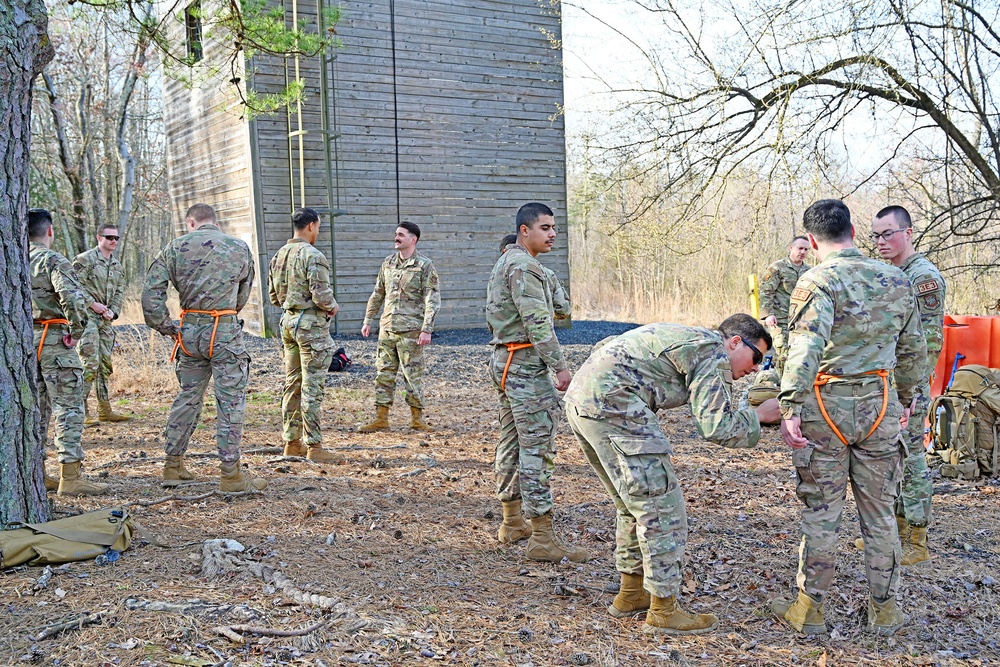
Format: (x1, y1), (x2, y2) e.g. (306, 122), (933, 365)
(748, 368), (781, 406)
(0, 507), (134, 568)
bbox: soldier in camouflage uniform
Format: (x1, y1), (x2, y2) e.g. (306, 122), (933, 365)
(142, 204), (266, 492)
(760, 236), (811, 375)
(565, 315), (780, 636)
(74, 223), (130, 424)
(872, 205), (945, 565)
(27, 209), (109, 496)
(268, 208), (342, 462)
(499, 233), (570, 320)
(358, 221), (440, 432)
(772, 199), (926, 637)
(486, 203), (587, 563)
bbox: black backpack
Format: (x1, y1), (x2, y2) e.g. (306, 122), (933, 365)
(328, 347), (352, 372)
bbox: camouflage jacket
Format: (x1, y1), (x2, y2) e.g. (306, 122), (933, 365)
(760, 257), (811, 330)
(142, 223), (254, 337)
(30, 242), (90, 339)
(268, 238), (339, 315)
(545, 266), (571, 320)
(565, 323), (761, 448)
(363, 251), (440, 334)
(900, 253), (945, 363)
(778, 248), (927, 419)
(486, 244), (567, 373)
(73, 247), (125, 319)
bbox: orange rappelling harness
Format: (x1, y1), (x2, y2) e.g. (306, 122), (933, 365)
(34, 318), (70, 358)
(170, 309), (238, 361)
(500, 342), (534, 392)
(813, 369), (890, 446)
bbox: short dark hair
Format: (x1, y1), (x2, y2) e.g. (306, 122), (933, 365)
(28, 209), (53, 240)
(185, 203), (217, 225)
(516, 202), (554, 231)
(97, 223), (118, 237)
(718, 313), (772, 351)
(499, 233), (518, 251)
(875, 205), (912, 230)
(292, 207), (320, 230)
(397, 220), (420, 239)
(802, 199), (852, 243)
(791, 235), (808, 244)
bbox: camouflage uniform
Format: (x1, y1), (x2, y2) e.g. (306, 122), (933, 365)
(30, 242), (91, 463)
(779, 248), (926, 603)
(760, 257), (811, 374)
(268, 238), (339, 446)
(545, 266), (571, 320)
(73, 246), (125, 406)
(486, 244), (568, 518)
(142, 223), (255, 463)
(897, 254), (945, 527)
(363, 251), (440, 408)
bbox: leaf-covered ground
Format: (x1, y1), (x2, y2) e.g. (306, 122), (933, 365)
(2, 324), (998, 666)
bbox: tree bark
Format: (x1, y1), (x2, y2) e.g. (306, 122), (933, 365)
(0, 0), (54, 524)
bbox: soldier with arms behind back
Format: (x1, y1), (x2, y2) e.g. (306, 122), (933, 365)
(760, 236), (811, 375)
(142, 204), (266, 492)
(771, 199), (926, 637)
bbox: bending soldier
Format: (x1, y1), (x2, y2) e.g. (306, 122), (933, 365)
(759, 236), (811, 375)
(142, 204), (266, 492)
(268, 207), (342, 462)
(28, 209), (109, 496)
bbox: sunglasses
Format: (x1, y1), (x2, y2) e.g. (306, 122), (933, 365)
(739, 336), (764, 365)
(101, 235), (120, 241)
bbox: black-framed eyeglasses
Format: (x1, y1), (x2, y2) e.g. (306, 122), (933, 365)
(739, 336), (763, 365)
(101, 235), (120, 241)
(870, 229), (903, 242)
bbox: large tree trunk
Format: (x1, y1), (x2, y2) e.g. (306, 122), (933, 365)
(0, 0), (54, 525)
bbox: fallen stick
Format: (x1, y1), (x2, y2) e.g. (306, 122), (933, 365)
(124, 489), (258, 508)
(34, 610), (109, 641)
(215, 618), (329, 641)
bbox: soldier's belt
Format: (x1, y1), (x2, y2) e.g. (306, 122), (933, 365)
(500, 342), (534, 392)
(171, 309), (238, 361)
(813, 369), (889, 446)
(34, 318), (70, 358)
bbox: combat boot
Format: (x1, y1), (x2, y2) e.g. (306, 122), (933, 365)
(58, 461), (109, 496)
(219, 461), (267, 492)
(44, 473), (58, 492)
(358, 405), (390, 432)
(524, 512), (589, 563)
(771, 591), (827, 635)
(497, 500), (532, 544)
(83, 400), (99, 427)
(902, 525), (930, 566)
(868, 596), (907, 636)
(307, 444), (345, 464)
(162, 455), (196, 487)
(608, 572), (651, 618)
(98, 400), (131, 422)
(855, 516), (910, 551)
(283, 439), (307, 456)
(643, 595), (719, 636)
(409, 406), (431, 431)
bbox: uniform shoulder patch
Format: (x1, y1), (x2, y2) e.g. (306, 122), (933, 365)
(916, 279), (940, 294)
(922, 294), (941, 310)
(791, 287), (812, 302)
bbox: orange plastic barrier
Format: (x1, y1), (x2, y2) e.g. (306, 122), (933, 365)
(929, 316), (1000, 398)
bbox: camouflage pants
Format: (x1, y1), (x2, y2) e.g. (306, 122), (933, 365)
(281, 312), (335, 445)
(164, 316), (249, 463)
(77, 316), (115, 404)
(567, 405), (687, 598)
(793, 379), (905, 602)
(490, 346), (559, 519)
(374, 330), (424, 408)
(896, 385), (932, 527)
(36, 326), (86, 463)
(769, 327), (789, 376)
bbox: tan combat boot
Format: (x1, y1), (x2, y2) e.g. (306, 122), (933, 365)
(855, 515), (910, 551)
(358, 405), (390, 433)
(44, 473), (59, 492)
(58, 461), (110, 496)
(307, 444), (345, 464)
(524, 512), (589, 563)
(497, 500), (532, 544)
(771, 591), (827, 635)
(98, 400), (131, 422)
(162, 455), (197, 487)
(608, 572), (651, 618)
(902, 525), (930, 566)
(219, 461), (267, 492)
(643, 595), (719, 636)
(84, 400), (99, 427)
(283, 439), (307, 456)
(409, 406), (431, 431)
(868, 596), (907, 636)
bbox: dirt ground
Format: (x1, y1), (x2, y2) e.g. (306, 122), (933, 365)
(2, 325), (998, 667)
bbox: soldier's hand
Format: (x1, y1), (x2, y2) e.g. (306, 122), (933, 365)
(780, 416), (809, 449)
(900, 406), (911, 430)
(554, 368), (572, 392)
(417, 332), (432, 346)
(755, 398), (781, 424)
(361, 323), (371, 338)
(62, 333), (77, 348)
(90, 301), (108, 315)
(763, 315), (777, 328)
(103, 309), (115, 321)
